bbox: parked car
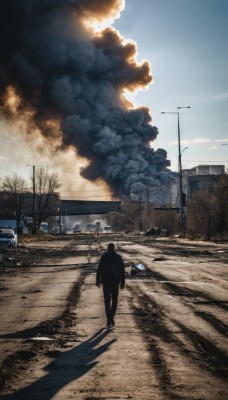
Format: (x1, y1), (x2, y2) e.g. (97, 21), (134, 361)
(73, 224), (81, 233)
(39, 222), (49, 233)
(49, 225), (60, 235)
(85, 224), (96, 232)
(103, 225), (112, 233)
(0, 229), (18, 248)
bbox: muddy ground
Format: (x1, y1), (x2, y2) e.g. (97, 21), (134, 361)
(0, 233), (227, 400)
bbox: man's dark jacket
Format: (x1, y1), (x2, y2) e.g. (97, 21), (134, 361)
(96, 249), (125, 287)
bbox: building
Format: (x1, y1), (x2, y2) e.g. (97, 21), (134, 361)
(159, 165), (226, 208)
(182, 164), (225, 202)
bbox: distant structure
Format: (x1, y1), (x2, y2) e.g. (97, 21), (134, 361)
(182, 164), (225, 178)
(182, 164), (225, 202)
(57, 200), (122, 234)
(161, 165), (225, 208)
(60, 200), (121, 215)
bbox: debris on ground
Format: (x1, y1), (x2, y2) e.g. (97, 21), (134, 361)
(144, 227), (169, 237)
(153, 256), (166, 261)
(130, 263), (146, 276)
(0, 253), (20, 273)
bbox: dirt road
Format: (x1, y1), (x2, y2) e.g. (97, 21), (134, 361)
(0, 234), (227, 399)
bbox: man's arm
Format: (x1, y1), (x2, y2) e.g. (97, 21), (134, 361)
(119, 255), (125, 288)
(96, 267), (101, 287)
(96, 255), (103, 287)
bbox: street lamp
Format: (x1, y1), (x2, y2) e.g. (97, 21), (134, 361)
(26, 164), (36, 233)
(181, 146), (189, 155)
(161, 107), (190, 236)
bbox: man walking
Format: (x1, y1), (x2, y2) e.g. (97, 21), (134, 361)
(96, 243), (125, 327)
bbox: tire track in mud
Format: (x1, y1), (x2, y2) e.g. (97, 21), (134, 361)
(0, 268), (89, 392)
(174, 320), (228, 377)
(121, 245), (228, 348)
(127, 281), (228, 399)
(146, 269), (228, 343)
(142, 239), (228, 260)
(143, 268), (228, 316)
(142, 267), (214, 295)
(195, 311), (228, 336)
(128, 285), (189, 400)
(131, 267), (228, 367)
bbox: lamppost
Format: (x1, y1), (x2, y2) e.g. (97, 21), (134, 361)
(222, 144), (228, 172)
(57, 208), (62, 234)
(26, 164), (36, 233)
(161, 106), (190, 236)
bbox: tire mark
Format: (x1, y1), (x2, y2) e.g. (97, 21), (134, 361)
(145, 269), (228, 311)
(0, 269), (89, 392)
(195, 311), (228, 336)
(174, 320), (228, 378)
(129, 286), (189, 400)
(128, 284), (228, 385)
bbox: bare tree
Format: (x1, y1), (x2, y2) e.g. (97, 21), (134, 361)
(186, 173), (228, 239)
(152, 209), (179, 235)
(121, 201), (141, 232)
(1, 174), (28, 194)
(188, 190), (215, 239)
(1, 174), (29, 232)
(107, 210), (133, 233)
(213, 173), (228, 234)
(34, 167), (60, 230)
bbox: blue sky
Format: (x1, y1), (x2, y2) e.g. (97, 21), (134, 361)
(113, 0), (228, 171)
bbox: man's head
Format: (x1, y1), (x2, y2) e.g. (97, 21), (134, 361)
(107, 243), (115, 252)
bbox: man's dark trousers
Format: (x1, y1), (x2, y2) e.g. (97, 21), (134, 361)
(103, 283), (119, 322)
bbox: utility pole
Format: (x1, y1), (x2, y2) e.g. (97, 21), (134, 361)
(146, 188), (150, 230)
(16, 192), (22, 234)
(176, 106), (190, 236)
(32, 165), (36, 233)
(138, 195), (143, 231)
(177, 113), (184, 236)
(26, 164), (36, 234)
(161, 106), (190, 236)
(58, 208), (62, 234)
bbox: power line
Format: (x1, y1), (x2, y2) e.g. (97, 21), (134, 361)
(183, 159), (228, 162)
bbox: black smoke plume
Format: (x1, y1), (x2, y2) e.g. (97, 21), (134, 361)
(0, 0), (173, 196)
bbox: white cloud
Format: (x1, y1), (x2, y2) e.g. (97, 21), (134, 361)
(191, 138), (211, 144)
(214, 138), (228, 143)
(213, 92), (228, 101)
(170, 138), (211, 145)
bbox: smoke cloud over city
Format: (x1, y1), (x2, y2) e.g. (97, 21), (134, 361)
(0, 0), (173, 196)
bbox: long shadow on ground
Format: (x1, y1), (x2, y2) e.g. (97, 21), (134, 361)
(0, 328), (115, 400)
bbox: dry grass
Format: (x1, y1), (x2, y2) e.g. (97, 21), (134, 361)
(19, 233), (55, 244)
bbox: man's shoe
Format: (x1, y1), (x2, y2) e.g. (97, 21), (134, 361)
(111, 319), (115, 326)
(107, 319), (111, 327)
